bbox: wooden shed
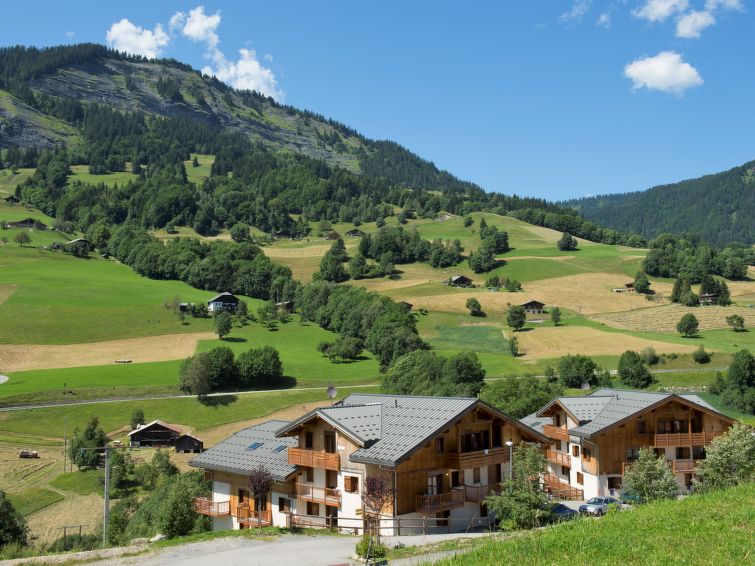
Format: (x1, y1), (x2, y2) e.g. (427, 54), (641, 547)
(449, 275), (473, 288)
(174, 433), (204, 453)
(127, 420), (181, 448)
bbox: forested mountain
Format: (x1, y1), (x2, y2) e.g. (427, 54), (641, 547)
(566, 161), (755, 246)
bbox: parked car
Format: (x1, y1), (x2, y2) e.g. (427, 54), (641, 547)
(550, 503), (578, 522)
(578, 496), (619, 516)
(620, 492), (645, 505)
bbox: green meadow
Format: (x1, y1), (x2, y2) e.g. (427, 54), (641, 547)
(0, 167), (35, 195)
(68, 164), (138, 187)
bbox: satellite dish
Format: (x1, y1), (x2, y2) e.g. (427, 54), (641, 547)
(580, 381), (591, 391)
(327, 386), (337, 400)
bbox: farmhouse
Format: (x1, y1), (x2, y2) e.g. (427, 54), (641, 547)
(521, 389), (735, 501)
(190, 394), (547, 534)
(324, 231), (340, 241)
(521, 300), (545, 315)
(699, 293), (717, 306)
(4, 217), (47, 230)
(174, 433), (204, 454)
(66, 237), (91, 246)
(612, 283), (636, 294)
(208, 292), (239, 313)
(275, 301), (295, 313)
(128, 420), (181, 448)
(448, 275), (472, 288)
(345, 228), (365, 238)
(3, 194), (19, 204)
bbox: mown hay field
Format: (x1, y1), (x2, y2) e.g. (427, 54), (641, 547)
(591, 304), (755, 333)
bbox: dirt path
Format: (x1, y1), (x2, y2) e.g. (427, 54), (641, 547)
(0, 332), (215, 372)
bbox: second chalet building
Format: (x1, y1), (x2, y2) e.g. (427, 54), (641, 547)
(189, 393), (547, 533)
(521, 389), (735, 500)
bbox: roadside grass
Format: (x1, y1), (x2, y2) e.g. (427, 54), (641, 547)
(7, 488), (64, 516)
(0, 386), (369, 439)
(151, 526), (346, 549)
(49, 470), (102, 495)
(0, 247), (216, 344)
(430, 483), (754, 566)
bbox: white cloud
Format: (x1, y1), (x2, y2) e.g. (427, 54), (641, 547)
(705, 0), (743, 10)
(624, 50), (703, 95)
(168, 5), (283, 100)
(106, 19), (170, 58)
(596, 13), (612, 27)
(560, 0), (592, 23)
(676, 10), (716, 38)
(263, 53), (273, 63)
(65, 31), (75, 39)
(632, 0), (689, 22)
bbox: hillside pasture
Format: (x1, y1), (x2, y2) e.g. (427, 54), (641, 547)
(68, 164), (138, 187)
(513, 326), (698, 359)
(184, 153), (215, 182)
(0, 332), (214, 372)
(0, 167), (35, 195)
(592, 304), (755, 333)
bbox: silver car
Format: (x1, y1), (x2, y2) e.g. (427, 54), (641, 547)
(578, 496), (618, 516)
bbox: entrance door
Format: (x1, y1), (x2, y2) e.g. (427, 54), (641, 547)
(427, 474), (442, 495)
(324, 431), (336, 453)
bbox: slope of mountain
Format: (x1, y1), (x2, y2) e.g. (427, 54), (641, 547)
(566, 161), (755, 246)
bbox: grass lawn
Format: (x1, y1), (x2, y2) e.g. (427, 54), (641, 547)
(432, 483), (754, 566)
(49, 470), (102, 495)
(7, 488), (64, 516)
(0, 247), (216, 344)
(0, 386), (370, 439)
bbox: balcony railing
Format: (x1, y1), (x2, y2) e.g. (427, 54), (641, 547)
(416, 489), (465, 513)
(292, 483), (341, 507)
(288, 447), (340, 471)
(448, 446), (511, 470)
(464, 483), (504, 503)
(654, 432), (722, 447)
(235, 504), (272, 526)
(543, 425), (569, 442)
(193, 497), (230, 517)
(622, 459), (699, 475)
(543, 474), (583, 500)
(546, 450), (571, 467)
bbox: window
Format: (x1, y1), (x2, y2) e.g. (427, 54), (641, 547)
(435, 437), (445, 455)
(427, 474), (441, 495)
(626, 447), (639, 462)
(572, 445), (580, 458)
(582, 447), (592, 461)
(607, 477), (622, 490)
(307, 502), (320, 516)
(204, 470), (214, 482)
(274, 445), (287, 453)
(555, 440), (562, 451)
(238, 489), (249, 504)
(636, 420), (646, 434)
(461, 431), (489, 452)
(675, 447), (691, 460)
(246, 442), (263, 451)
(576, 472), (584, 485)
(692, 446), (706, 460)
(278, 497), (291, 513)
(473, 467), (481, 484)
(304, 431), (314, 449)
(324, 431), (336, 454)
(451, 471), (461, 488)
(555, 414), (561, 427)
(344, 476), (359, 493)
(326, 470), (338, 489)
(561, 465), (570, 476)
(305, 467), (313, 482)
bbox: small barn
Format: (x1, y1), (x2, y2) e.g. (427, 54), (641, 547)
(4, 218), (47, 230)
(207, 292), (239, 313)
(128, 420), (181, 448)
(345, 228), (365, 238)
(699, 293), (717, 306)
(521, 300), (545, 315)
(624, 282), (635, 293)
(275, 300), (295, 313)
(398, 301), (413, 311)
(449, 275), (473, 288)
(324, 231), (340, 241)
(174, 433), (204, 453)
(3, 195), (20, 204)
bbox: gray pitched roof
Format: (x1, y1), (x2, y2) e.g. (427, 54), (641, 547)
(189, 420), (297, 481)
(520, 414), (551, 435)
(531, 388), (731, 440)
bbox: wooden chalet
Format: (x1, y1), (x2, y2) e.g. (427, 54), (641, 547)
(324, 231), (340, 241)
(207, 292), (240, 313)
(3, 195), (20, 204)
(699, 293), (718, 306)
(190, 394), (546, 535)
(521, 300), (545, 315)
(174, 433), (204, 453)
(345, 228), (365, 238)
(4, 218), (47, 230)
(521, 389), (736, 500)
(448, 275), (472, 288)
(275, 301), (295, 313)
(127, 420), (181, 448)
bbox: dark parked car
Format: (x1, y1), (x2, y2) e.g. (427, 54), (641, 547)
(551, 503), (578, 522)
(578, 496), (619, 516)
(620, 492), (645, 505)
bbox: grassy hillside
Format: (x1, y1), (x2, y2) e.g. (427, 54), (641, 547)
(432, 484), (754, 566)
(567, 159), (755, 245)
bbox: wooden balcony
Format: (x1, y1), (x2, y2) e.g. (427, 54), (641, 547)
(543, 474), (583, 500)
(416, 489), (465, 513)
(543, 425), (569, 442)
(235, 504), (272, 527)
(622, 459), (698, 475)
(288, 447), (340, 471)
(448, 446), (511, 470)
(193, 497), (230, 517)
(292, 483), (341, 507)
(654, 432), (721, 447)
(464, 483), (503, 503)
(546, 450), (571, 467)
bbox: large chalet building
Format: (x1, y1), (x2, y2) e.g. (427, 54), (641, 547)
(521, 389), (735, 500)
(189, 393), (547, 533)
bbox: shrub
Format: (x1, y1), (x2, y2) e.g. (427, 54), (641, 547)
(640, 347), (660, 366)
(694, 423), (755, 493)
(356, 535), (388, 559)
(557, 354), (597, 388)
(466, 297), (482, 316)
(622, 448), (679, 502)
(692, 345), (710, 364)
(618, 350), (652, 388)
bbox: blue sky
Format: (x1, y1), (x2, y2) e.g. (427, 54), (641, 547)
(4, 1), (754, 200)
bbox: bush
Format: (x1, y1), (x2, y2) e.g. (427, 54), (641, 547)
(557, 354), (598, 388)
(507, 305), (526, 331)
(618, 350), (652, 388)
(0, 490), (28, 547)
(466, 297), (482, 316)
(356, 535), (388, 559)
(238, 346), (284, 387)
(692, 345), (711, 364)
(557, 232), (577, 251)
(676, 313), (699, 337)
(640, 347), (660, 366)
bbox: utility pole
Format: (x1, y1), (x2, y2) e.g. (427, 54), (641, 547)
(63, 417), (68, 473)
(102, 446), (111, 547)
